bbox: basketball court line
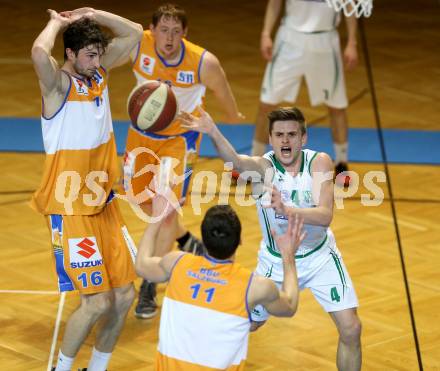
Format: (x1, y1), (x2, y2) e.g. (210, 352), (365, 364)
(47, 292), (66, 371)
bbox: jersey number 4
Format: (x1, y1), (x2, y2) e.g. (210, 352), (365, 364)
(190, 283), (216, 303)
(330, 287), (341, 302)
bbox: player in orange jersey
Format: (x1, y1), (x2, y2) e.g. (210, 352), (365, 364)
(136, 193), (303, 370)
(31, 8), (142, 371)
(122, 4), (244, 319)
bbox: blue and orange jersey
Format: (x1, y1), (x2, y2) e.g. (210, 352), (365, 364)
(157, 253), (253, 370)
(31, 67), (119, 216)
(132, 30), (207, 136)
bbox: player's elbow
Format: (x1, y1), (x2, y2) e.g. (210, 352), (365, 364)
(135, 257), (147, 279)
(31, 45), (48, 65)
(133, 23), (143, 41)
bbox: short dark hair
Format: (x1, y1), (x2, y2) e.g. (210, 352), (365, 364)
(268, 107), (307, 135)
(201, 205), (241, 260)
(152, 3), (187, 29)
(63, 18), (109, 60)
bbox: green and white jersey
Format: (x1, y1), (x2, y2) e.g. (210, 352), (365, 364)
(256, 149), (330, 258)
(283, 0), (341, 33)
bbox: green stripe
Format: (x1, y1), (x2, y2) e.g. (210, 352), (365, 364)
(262, 208), (277, 255)
(330, 252), (346, 297)
(295, 234), (327, 259)
(331, 47), (339, 96)
(299, 151), (305, 174)
(308, 152), (318, 175)
(265, 233), (328, 259)
(270, 154), (285, 174)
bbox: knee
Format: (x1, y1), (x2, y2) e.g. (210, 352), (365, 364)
(339, 316), (362, 345)
(113, 284), (136, 314)
(80, 292), (112, 319)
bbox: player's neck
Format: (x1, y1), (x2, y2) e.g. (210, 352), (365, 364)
(156, 45), (183, 65)
(278, 151), (303, 175)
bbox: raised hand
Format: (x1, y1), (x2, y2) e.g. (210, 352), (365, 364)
(272, 215), (305, 257)
(59, 7), (95, 23)
(47, 9), (71, 28)
(179, 106), (216, 135)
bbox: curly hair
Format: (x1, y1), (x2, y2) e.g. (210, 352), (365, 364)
(63, 17), (109, 60)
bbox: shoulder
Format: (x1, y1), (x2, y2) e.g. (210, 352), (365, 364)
(200, 51), (220, 70)
(309, 151), (333, 172)
(160, 251), (186, 274)
(183, 38), (206, 57)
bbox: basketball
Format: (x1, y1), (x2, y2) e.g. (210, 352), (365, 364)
(127, 81), (178, 133)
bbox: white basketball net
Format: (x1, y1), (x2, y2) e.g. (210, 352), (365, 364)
(325, 0), (373, 17)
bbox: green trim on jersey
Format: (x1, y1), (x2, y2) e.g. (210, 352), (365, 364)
(270, 153), (285, 174)
(269, 151), (304, 175)
(299, 150), (305, 174)
(265, 233), (328, 259)
(308, 151), (318, 175)
(262, 208), (276, 253)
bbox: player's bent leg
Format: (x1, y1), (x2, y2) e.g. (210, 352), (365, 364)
(60, 291), (113, 357)
(252, 101), (277, 156)
(330, 308), (362, 371)
(95, 283), (136, 352)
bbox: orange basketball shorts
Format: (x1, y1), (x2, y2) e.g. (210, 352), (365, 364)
(47, 192), (137, 294)
(123, 127), (202, 205)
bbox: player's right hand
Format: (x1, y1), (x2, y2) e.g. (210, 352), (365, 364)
(260, 34), (273, 61)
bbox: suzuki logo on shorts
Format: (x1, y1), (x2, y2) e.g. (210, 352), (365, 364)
(77, 238), (96, 259)
(68, 236), (103, 268)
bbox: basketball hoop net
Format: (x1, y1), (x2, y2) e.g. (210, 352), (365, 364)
(325, 0), (373, 17)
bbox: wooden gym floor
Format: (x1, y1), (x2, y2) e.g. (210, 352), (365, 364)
(0, 0), (439, 370)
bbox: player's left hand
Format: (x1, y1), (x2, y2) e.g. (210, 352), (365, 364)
(344, 43), (358, 71)
(179, 106), (217, 135)
(60, 7), (95, 22)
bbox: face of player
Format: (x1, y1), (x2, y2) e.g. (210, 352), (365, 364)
(151, 16), (187, 60)
(269, 120), (307, 169)
(68, 44), (102, 79)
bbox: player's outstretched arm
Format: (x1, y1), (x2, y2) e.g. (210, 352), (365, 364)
(199, 51), (244, 123)
(180, 107), (268, 175)
(249, 215), (304, 317)
(31, 10), (70, 97)
(60, 7), (143, 71)
(135, 193), (184, 283)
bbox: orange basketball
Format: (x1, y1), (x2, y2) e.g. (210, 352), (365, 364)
(127, 81), (178, 133)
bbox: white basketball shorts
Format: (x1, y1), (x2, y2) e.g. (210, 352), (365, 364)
(260, 26), (348, 109)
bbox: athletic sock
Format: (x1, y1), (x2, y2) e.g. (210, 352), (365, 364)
(55, 350), (74, 371)
(87, 347), (112, 371)
(334, 142), (348, 164)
